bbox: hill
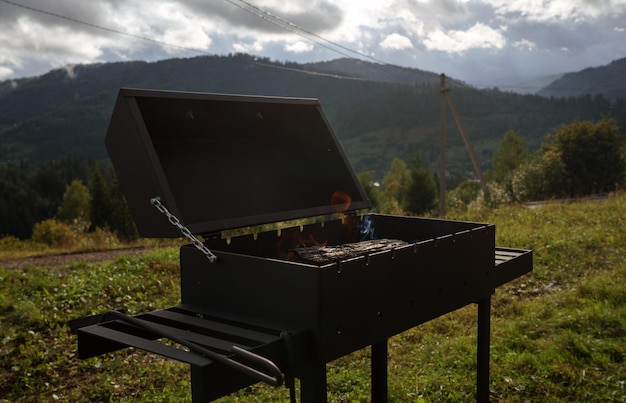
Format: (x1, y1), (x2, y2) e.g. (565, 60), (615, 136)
(501, 73), (564, 95)
(302, 58), (441, 85)
(538, 57), (626, 100)
(0, 54), (624, 180)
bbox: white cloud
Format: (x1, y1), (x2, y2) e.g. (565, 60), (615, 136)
(285, 41), (314, 53)
(423, 22), (506, 53)
(488, 0), (626, 23)
(513, 38), (536, 51)
(380, 33), (413, 50)
(161, 26), (212, 54)
(59, 64), (78, 79)
(0, 66), (13, 81)
(0, 0), (625, 84)
(232, 41), (264, 53)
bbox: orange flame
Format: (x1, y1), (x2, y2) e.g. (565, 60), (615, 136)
(330, 190), (352, 213)
(277, 190), (354, 261)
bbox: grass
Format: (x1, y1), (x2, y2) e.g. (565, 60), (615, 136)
(1, 194), (625, 402)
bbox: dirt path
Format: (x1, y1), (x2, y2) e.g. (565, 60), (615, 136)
(0, 247), (155, 270)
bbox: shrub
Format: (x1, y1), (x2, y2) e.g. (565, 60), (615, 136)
(31, 219), (76, 248)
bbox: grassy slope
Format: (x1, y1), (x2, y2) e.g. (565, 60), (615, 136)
(1, 195), (624, 402)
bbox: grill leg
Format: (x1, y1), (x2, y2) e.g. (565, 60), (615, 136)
(371, 339), (388, 402)
(477, 295), (492, 403)
(299, 361), (327, 403)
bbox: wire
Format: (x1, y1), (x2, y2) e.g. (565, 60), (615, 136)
(226, 0), (386, 65)
(223, 0), (443, 84)
(3, 0), (608, 93)
(1, 0), (414, 84)
(0, 0), (212, 55)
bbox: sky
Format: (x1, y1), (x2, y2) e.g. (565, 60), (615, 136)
(1, 0), (625, 87)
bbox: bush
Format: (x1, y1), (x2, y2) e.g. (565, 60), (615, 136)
(31, 219), (77, 248)
(0, 235), (30, 251)
(80, 227), (121, 250)
(447, 180), (482, 210)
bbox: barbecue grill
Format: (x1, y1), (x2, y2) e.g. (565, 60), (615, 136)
(70, 88), (532, 402)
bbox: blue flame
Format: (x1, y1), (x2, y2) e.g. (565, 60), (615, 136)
(360, 214), (375, 240)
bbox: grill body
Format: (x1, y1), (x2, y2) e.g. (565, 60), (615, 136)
(71, 89), (533, 402)
(183, 214), (494, 363)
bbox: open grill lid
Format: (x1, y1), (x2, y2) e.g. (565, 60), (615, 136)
(105, 88), (371, 238)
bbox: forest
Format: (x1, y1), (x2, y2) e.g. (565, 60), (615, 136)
(2, 54), (625, 179)
(0, 158), (135, 240)
(1, 116), (624, 242)
(1, 54), (625, 240)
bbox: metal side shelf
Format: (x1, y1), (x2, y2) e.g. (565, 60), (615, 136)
(490, 247), (533, 289)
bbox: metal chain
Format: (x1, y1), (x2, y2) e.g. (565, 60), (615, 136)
(150, 197), (218, 263)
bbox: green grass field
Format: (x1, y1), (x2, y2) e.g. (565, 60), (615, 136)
(1, 194), (625, 402)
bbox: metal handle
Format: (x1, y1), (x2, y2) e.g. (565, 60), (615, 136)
(105, 311), (282, 386)
(230, 346), (284, 386)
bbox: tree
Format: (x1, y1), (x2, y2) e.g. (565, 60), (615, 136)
(357, 170), (381, 208)
(379, 158), (410, 214)
(57, 179), (91, 224)
(108, 175), (138, 241)
(548, 118), (624, 196)
(401, 152), (438, 215)
(493, 130), (529, 184)
(448, 180), (482, 208)
(510, 148), (565, 202)
(511, 118), (625, 201)
(89, 166), (112, 230)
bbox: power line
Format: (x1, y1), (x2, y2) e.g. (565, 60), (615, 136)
(0, 0), (212, 55)
(222, 0), (443, 84)
(225, 0), (389, 65)
(1, 0), (412, 84)
(3, 0), (611, 93)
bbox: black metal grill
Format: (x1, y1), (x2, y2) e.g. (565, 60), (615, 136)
(70, 89), (532, 402)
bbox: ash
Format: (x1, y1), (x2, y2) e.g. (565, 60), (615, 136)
(290, 238), (408, 265)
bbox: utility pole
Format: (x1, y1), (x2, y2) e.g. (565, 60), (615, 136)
(439, 74), (447, 216)
(439, 74), (489, 215)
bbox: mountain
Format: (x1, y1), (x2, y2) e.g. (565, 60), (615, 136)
(538, 57), (626, 100)
(0, 54), (624, 181)
(302, 58), (442, 85)
(499, 74), (564, 95)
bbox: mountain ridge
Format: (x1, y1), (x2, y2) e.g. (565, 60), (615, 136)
(538, 57), (626, 100)
(0, 54), (624, 181)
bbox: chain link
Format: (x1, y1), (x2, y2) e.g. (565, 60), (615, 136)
(150, 197), (218, 263)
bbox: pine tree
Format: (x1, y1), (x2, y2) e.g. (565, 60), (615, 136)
(494, 130), (529, 184)
(89, 166), (111, 230)
(108, 175), (138, 241)
(401, 152), (438, 215)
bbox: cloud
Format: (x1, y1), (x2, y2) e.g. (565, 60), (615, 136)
(423, 22), (506, 53)
(0, 0), (624, 85)
(513, 38), (537, 51)
(380, 33), (413, 51)
(488, 0), (626, 23)
(182, 0), (343, 34)
(285, 41), (315, 53)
